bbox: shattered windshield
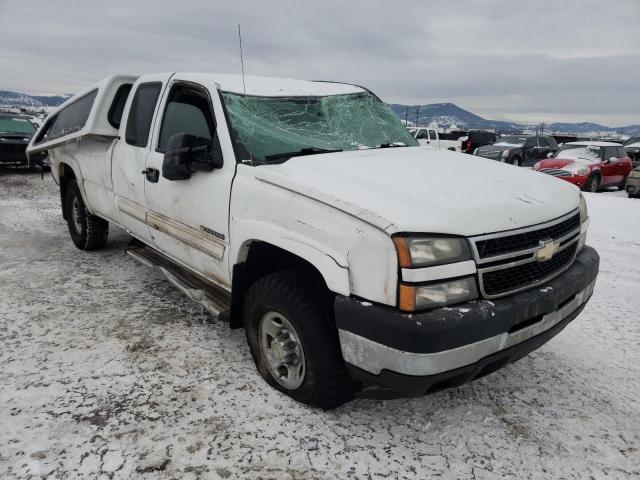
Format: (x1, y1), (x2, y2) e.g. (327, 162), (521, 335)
(221, 91), (418, 163)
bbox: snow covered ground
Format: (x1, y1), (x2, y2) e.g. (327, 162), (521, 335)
(0, 169), (638, 479)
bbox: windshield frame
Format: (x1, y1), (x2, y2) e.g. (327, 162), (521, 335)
(219, 90), (418, 164)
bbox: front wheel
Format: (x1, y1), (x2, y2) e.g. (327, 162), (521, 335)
(511, 156), (522, 167)
(582, 174), (600, 193)
(64, 179), (109, 250)
(244, 270), (357, 409)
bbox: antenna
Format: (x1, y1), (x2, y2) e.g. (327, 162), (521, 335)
(238, 24), (246, 94)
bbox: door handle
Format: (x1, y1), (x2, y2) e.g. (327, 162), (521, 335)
(141, 167), (160, 183)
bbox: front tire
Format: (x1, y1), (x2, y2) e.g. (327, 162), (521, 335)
(582, 174), (600, 192)
(511, 156), (522, 167)
(64, 179), (109, 250)
(244, 270), (357, 409)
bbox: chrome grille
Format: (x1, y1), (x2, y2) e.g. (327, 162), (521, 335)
(539, 168), (573, 177)
(470, 210), (582, 299)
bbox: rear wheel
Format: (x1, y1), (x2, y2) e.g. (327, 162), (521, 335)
(244, 270), (357, 409)
(582, 174), (600, 192)
(64, 179), (109, 250)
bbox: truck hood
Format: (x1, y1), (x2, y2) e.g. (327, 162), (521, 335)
(254, 147), (580, 236)
(536, 158), (591, 169)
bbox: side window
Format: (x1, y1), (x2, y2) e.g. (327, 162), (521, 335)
(125, 82), (162, 147)
(428, 129), (437, 140)
(538, 137), (549, 148)
(108, 83), (133, 129)
(602, 147), (613, 160)
(415, 129), (429, 140)
(617, 146), (626, 158)
(157, 83), (216, 152)
(524, 138), (537, 148)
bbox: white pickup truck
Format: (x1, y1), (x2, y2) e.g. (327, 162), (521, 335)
(407, 126), (463, 151)
(28, 73), (599, 409)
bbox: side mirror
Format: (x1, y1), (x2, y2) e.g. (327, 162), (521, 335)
(547, 152), (554, 158)
(608, 157), (617, 162)
(162, 133), (223, 181)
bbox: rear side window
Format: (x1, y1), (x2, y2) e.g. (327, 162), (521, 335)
(428, 129), (437, 140)
(125, 82), (162, 147)
(469, 132), (483, 143)
(108, 83), (133, 129)
(40, 89), (98, 143)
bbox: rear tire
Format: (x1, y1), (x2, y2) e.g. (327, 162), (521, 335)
(582, 174), (600, 192)
(64, 179), (109, 250)
(244, 269), (357, 409)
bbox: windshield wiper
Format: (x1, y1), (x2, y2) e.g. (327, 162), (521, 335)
(377, 142), (408, 148)
(263, 147), (343, 163)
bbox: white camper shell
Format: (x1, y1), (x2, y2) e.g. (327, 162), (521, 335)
(28, 75), (138, 156)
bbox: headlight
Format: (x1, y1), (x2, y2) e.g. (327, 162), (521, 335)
(579, 193), (588, 223)
(399, 277), (478, 311)
(501, 149), (510, 158)
(533, 162), (541, 170)
(393, 236), (471, 268)
(574, 167), (590, 176)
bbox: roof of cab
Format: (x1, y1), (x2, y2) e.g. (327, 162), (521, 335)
(565, 141), (623, 147)
(162, 73), (366, 97)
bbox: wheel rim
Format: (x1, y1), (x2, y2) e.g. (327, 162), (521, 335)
(71, 197), (82, 233)
(259, 311), (305, 390)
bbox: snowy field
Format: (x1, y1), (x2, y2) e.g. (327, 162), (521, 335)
(0, 168), (638, 479)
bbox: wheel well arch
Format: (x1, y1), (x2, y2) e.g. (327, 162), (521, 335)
(58, 163), (77, 220)
(590, 168), (602, 178)
(228, 241), (333, 329)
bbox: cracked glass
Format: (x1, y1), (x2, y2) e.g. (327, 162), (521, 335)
(221, 91), (417, 162)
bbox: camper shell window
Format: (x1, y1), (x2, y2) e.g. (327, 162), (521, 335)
(35, 89), (98, 145)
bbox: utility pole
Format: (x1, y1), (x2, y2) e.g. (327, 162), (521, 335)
(405, 106), (409, 126)
(415, 106), (420, 127)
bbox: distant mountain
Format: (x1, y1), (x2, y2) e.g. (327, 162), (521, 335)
(0, 90), (70, 108)
(389, 102), (639, 136)
(32, 94), (72, 106)
(389, 102), (522, 133)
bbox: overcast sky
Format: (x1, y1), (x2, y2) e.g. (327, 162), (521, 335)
(1, 0), (638, 126)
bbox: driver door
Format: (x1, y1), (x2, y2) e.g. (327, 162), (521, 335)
(143, 78), (236, 288)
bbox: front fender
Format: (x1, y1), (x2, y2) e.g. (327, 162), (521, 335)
(230, 218), (350, 297)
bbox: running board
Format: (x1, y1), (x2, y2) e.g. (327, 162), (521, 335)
(126, 246), (231, 318)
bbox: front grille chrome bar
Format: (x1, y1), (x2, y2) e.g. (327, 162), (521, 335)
(469, 209), (582, 299)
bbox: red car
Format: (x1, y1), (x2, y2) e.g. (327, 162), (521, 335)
(533, 141), (633, 192)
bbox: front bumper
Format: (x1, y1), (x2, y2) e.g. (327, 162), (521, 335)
(336, 246), (599, 396)
(554, 175), (588, 188)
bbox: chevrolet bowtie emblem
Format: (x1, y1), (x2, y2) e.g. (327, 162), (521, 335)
(536, 239), (560, 262)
